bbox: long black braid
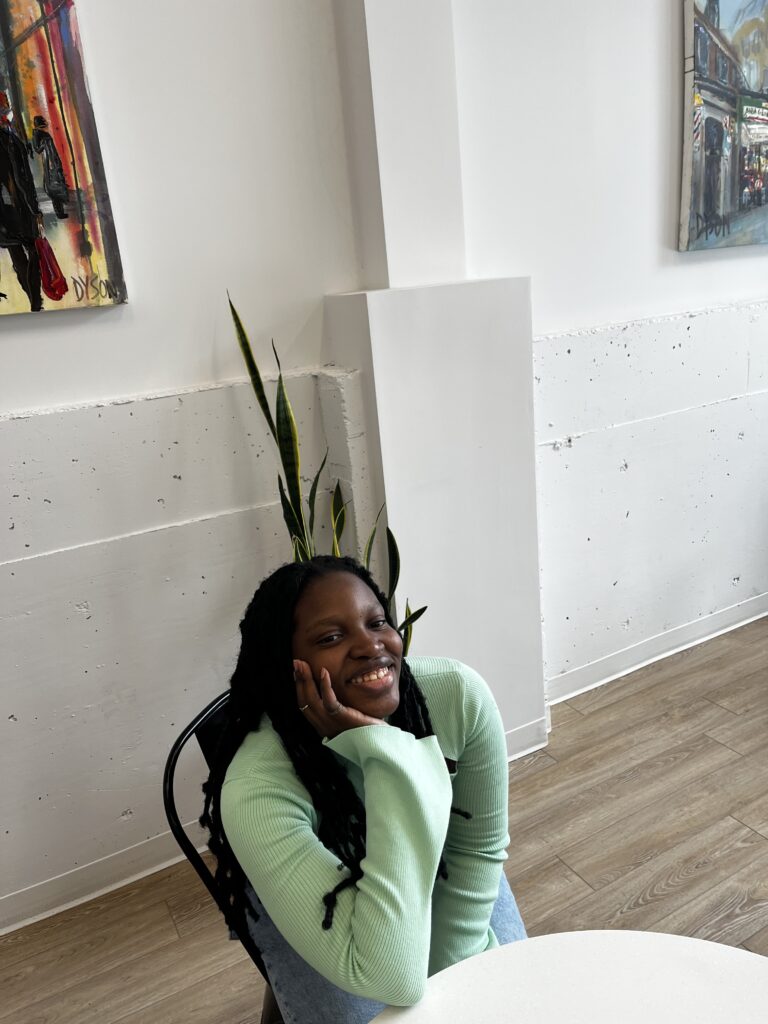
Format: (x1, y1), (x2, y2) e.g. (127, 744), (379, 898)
(200, 555), (460, 943)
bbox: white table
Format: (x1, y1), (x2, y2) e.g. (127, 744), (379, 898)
(372, 930), (768, 1023)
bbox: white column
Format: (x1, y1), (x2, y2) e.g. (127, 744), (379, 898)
(327, 2), (546, 754)
(334, 0), (466, 286)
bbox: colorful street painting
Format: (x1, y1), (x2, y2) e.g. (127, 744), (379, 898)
(680, 1), (768, 249)
(0, 0), (125, 315)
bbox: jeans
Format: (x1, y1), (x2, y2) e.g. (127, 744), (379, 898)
(246, 872), (527, 1024)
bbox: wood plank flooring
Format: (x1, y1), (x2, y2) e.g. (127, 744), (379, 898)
(510, 620), (768, 958)
(3, 621), (767, 1022)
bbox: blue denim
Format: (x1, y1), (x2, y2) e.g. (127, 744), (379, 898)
(246, 872), (526, 1024)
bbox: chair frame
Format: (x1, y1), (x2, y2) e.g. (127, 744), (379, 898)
(162, 690), (269, 981)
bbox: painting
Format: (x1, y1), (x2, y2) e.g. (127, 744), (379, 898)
(0, 1), (125, 315)
(679, 1), (768, 250)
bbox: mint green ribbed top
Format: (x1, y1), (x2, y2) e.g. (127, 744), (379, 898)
(220, 656), (509, 1006)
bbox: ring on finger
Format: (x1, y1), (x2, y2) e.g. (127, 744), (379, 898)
(299, 704), (310, 712)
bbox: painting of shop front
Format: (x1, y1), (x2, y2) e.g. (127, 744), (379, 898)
(679, 1), (768, 250)
(0, 1), (125, 315)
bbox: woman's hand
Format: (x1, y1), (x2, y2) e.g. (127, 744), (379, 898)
(294, 659), (388, 739)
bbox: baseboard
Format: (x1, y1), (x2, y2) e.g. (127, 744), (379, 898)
(506, 715), (548, 761)
(545, 595), (768, 704)
(0, 820), (206, 934)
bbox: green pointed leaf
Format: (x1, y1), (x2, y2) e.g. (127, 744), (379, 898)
(271, 339), (282, 372)
(362, 503), (385, 571)
(331, 482), (346, 542)
(398, 604), (427, 633)
(275, 366), (305, 543)
(308, 449), (329, 544)
(386, 527), (400, 607)
(228, 296), (276, 440)
(278, 475), (304, 544)
(292, 535), (311, 563)
(402, 600), (414, 657)
(331, 482), (347, 557)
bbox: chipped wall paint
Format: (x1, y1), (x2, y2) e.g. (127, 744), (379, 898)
(1, 372), (368, 930)
(536, 301), (768, 701)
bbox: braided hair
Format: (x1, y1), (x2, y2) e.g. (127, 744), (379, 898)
(200, 555), (451, 941)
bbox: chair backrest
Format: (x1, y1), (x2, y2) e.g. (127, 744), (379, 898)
(162, 691), (269, 980)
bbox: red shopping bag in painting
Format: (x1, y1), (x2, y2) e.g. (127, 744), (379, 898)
(35, 236), (68, 301)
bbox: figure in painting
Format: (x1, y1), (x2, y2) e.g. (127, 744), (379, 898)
(32, 115), (69, 219)
(0, 91), (42, 311)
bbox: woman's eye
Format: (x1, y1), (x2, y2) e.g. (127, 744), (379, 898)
(371, 619), (387, 629)
(317, 633), (341, 645)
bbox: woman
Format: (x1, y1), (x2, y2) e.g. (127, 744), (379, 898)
(202, 556), (526, 1024)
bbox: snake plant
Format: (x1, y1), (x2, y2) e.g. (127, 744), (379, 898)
(228, 297), (426, 653)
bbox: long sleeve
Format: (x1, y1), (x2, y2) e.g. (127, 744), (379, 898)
(220, 724), (452, 1005)
(415, 660), (510, 975)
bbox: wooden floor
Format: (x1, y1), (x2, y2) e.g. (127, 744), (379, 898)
(3, 621), (768, 1023)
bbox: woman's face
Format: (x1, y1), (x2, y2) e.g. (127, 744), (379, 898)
(292, 572), (403, 719)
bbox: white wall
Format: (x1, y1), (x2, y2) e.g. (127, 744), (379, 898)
(0, 0), (358, 415)
(452, 0), (768, 698)
(1, 0), (362, 929)
(452, 0), (768, 335)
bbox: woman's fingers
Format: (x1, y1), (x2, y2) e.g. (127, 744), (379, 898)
(318, 667), (343, 714)
(294, 659), (320, 710)
(294, 660), (386, 736)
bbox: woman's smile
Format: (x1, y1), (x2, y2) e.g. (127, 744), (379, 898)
(346, 664), (396, 692)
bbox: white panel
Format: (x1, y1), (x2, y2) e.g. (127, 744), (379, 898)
(332, 0), (389, 289)
(364, 279), (545, 738)
(363, 0), (465, 285)
(538, 393), (768, 684)
(2, 506), (285, 907)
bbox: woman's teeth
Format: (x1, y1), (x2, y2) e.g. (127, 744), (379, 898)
(352, 667), (390, 684)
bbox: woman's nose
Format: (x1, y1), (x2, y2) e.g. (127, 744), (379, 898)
(351, 630), (383, 656)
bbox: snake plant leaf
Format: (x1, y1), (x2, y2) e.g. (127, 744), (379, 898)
(228, 296), (276, 441)
(275, 363), (305, 540)
(271, 339), (282, 372)
(308, 449), (329, 545)
(291, 534), (311, 563)
(331, 482), (347, 557)
(400, 599), (426, 658)
(332, 482), (346, 540)
(362, 503), (385, 571)
(398, 604), (427, 634)
(278, 474), (304, 544)
(402, 600), (412, 656)
(385, 527), (400, 607)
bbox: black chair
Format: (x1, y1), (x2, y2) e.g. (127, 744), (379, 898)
(163, 691), (282, 1023)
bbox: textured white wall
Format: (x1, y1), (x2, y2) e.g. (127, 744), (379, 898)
(1, 377), (341, 929)
(536, 303), (768, 699)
